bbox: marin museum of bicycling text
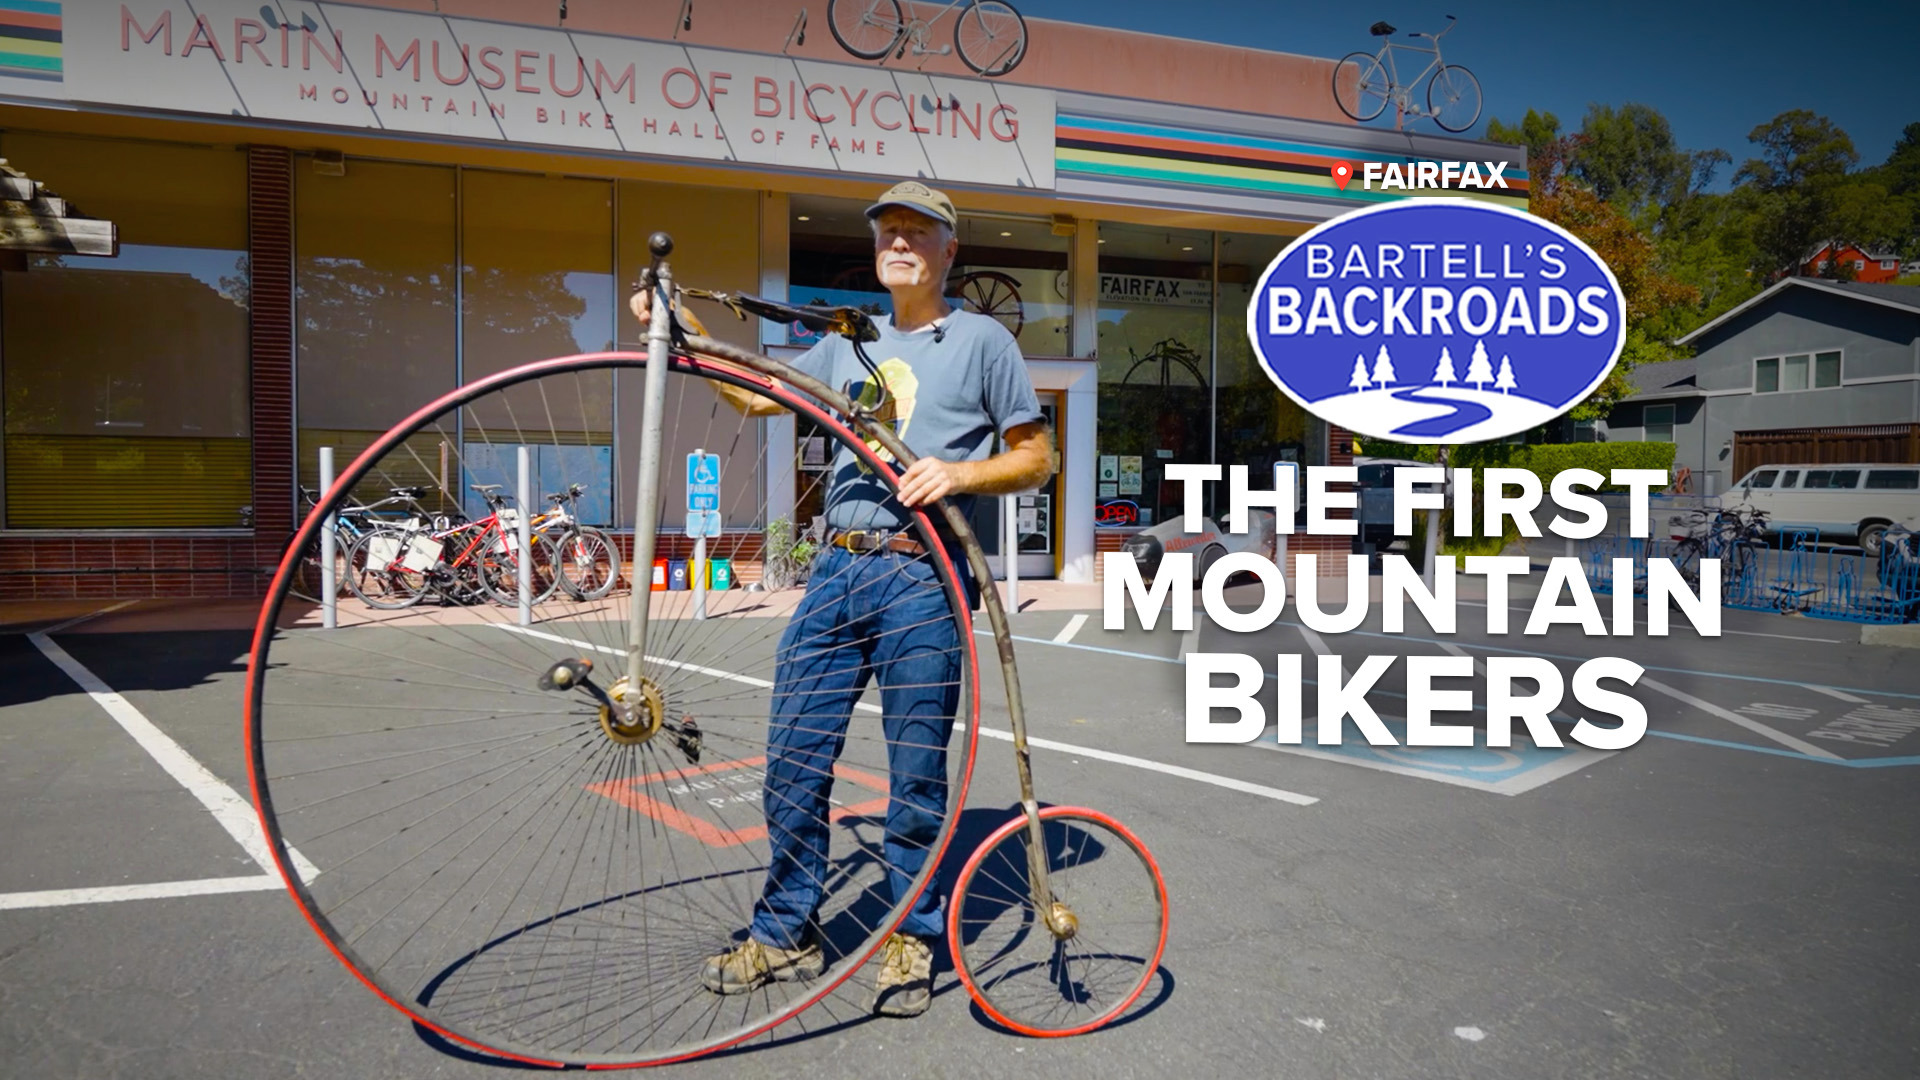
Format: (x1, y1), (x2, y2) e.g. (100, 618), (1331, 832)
(0, 0), (1526, 599)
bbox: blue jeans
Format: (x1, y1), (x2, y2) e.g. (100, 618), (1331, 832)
(750, 546), (966, 946)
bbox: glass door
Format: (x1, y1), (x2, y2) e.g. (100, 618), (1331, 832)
(971, 392), (1062, 579)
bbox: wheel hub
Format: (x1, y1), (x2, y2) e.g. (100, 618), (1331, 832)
(1045, 901), (1079, 940)
(599, 675), (665, 745)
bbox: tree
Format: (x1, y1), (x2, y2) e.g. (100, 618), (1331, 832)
(1370, 344), (1396, 387)
(1494, 355), (1517, 394)
(1348, 354), (1371, 392)
(1433, 346), (1457, 386)
(1465, 340), (1494, 388)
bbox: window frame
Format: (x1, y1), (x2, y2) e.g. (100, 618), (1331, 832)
(1753, 349), (1843, 393)
(1642, 403), (1675, 443)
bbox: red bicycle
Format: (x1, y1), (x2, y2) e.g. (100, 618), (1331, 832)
(345, 484), (561, 609)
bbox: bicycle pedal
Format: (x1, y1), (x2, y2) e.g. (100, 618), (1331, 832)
(671, 717), (702, 764)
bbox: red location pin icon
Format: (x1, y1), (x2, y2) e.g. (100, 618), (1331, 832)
(1331, 162), (1355, 190)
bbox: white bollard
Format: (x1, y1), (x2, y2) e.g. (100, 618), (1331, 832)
(517, 446), (532, 627)
(319, 446), (336, 630)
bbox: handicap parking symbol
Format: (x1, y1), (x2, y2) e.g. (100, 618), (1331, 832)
(1258, 715), (1612, 795)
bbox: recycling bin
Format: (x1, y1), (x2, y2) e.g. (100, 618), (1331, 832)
(651, 558), (669, 592)
(668, 559), (689, 590)
(710, 557), (734, 591)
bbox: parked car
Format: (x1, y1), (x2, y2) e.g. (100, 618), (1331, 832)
(1727, 463), (1920, 554)
(1117, 510), (1279, 582)
(1355, 456), (1442, 550)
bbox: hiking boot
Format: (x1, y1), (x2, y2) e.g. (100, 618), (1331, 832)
(872, 932), (933, 1017)
(700, 932), (824, 995)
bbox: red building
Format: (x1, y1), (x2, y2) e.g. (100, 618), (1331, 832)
(1801, 241), (1905, 284)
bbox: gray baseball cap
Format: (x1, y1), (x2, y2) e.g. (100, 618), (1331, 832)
(865, 181), (958, 228)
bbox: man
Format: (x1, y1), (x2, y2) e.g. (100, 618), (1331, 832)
(629, 181), (1052, 1017)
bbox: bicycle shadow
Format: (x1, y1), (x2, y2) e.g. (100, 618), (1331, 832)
(409, 803), (1170, 1067)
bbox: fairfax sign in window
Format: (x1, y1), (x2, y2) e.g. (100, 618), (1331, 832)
(1754, 351), (1840, 393)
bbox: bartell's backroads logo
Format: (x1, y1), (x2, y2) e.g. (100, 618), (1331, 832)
(1245, 201), (1626, 444)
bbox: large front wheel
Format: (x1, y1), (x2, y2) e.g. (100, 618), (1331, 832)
(954, 0), (1027, 76)
(949, 806), (1169, 1037)
(248, 351), (982, 1067)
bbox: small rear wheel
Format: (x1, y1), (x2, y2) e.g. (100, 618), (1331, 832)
(949, 806), (1169, 1037)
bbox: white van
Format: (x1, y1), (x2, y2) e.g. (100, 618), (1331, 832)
(1728, 463), (1920, 554)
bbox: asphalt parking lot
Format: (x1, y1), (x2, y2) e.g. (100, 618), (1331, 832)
(2, 588), (1918, 1079)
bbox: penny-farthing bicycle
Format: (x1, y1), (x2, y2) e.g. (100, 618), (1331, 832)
(245, 234), (1168, 1067)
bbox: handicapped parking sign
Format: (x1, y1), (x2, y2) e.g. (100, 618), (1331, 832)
(687, 452), (720, 512)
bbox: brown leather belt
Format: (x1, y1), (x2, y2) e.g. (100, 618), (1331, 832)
(827, 528), (928, 557)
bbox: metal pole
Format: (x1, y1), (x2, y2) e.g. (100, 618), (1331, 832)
(1423, 445), (1449, 592)
(319, 446), (336, 630)
(627, 244), (674, 687)
(518, 445), (532, 628)
(1004, 493), (1019, 611)
(693, 447), (707, 622)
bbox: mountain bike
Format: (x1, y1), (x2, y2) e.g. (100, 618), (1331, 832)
(246, 233), (1167, 1066)
(826, 0), (1028, 77)
(1332, 15), (1481, 133)
(530, 482), (621, 601)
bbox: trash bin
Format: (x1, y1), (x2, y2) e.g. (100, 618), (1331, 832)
(651, 558), (669, 592)
(710, 557), (733, 591)
(668, 559), (689, 590)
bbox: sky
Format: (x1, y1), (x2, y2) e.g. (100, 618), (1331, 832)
(1021, 0), (1920, 179)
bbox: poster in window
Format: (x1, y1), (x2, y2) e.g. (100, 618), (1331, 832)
(1118, 456), (1143, 495)
(1099, 482), (1118, 498)
(1098, 455), (1118, 482)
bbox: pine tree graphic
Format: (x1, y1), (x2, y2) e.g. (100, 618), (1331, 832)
(1494, 354), (1517, 394)
(1465, 340), (1495, 389)
(1370, 344), (1396, 388)
(1433, 346), (1458, 387)
(1348, 354), (1372, 392)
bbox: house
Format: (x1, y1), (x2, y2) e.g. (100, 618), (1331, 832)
(1605, 278), (1920, 494)
(1799, 241), (1905, 284)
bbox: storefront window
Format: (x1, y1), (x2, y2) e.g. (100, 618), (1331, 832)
(460, 171), (615, 523)
(296, 159), (456, 508)
(1095, 222), (1212, 528)
(1214, 231), (1306, 518)
(1, 134), (250, 529)
(788, 194), (1070, 358)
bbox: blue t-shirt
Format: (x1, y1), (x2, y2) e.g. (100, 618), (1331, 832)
(789, 310), (1043, 532)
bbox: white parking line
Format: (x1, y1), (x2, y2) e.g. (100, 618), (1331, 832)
(496, 624), (1322, 807)
(26, 633), (320, 883)
(0, 875), (283, 911)
(1052, 613), (1089, 644)
(1639, 676), (1843, 759)
(1804, 684), (1869, 704)
(1297, 624), (1331, 656)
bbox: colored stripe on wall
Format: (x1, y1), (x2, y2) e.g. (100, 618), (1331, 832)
(1057, 113), (1527, 209)
(0, 0), (58, 81)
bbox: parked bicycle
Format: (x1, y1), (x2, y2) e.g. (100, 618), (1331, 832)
(530, 482), (621, 601)
(286, 485), (432, 604)
(1669, 505), (1768, 597)
(827, 0), (1028, 76)
(345, 483), (561, 610)
(1332, 16), (1481, 133)
(248, 235), (1168, 1066)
